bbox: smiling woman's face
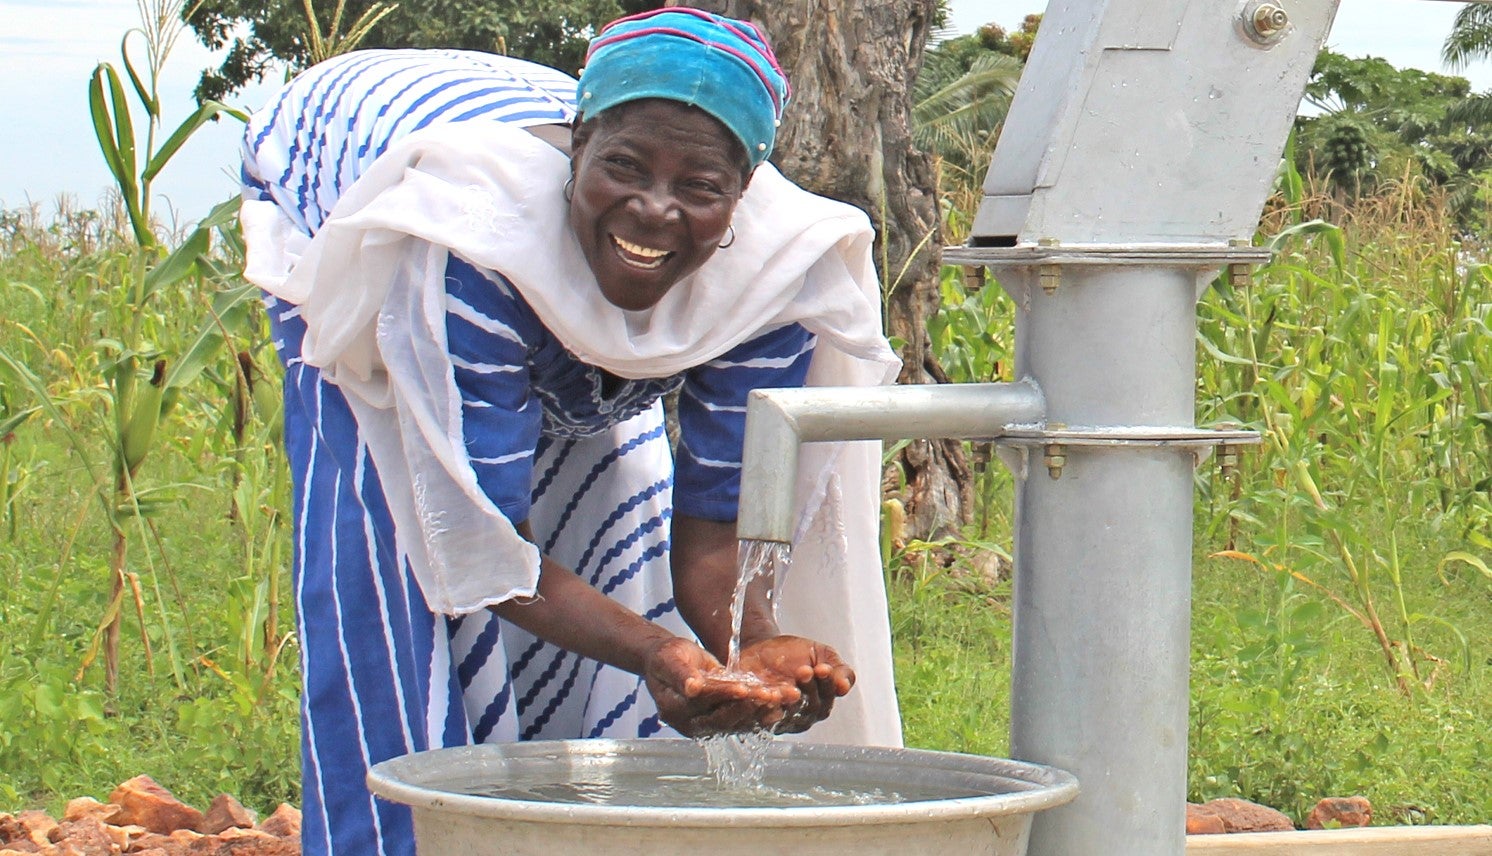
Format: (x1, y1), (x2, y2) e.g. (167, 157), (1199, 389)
(568, 99), (750, 312)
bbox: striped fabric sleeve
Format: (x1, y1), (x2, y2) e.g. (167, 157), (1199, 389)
(674, 323), (816, 521)
(443, 255), (544, 524)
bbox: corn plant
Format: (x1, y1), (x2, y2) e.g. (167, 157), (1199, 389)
(73, 0), (261, 694)
(301, 0), (399, 65)
(1196, 170), (1492, 696)
(0, 381), (38, 541)
(1, 205), (299, 808)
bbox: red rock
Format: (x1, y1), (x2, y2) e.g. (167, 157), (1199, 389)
(184, 829), (299, 856)
(0, 844), (44, 855)
(1185, 802), (1226, 835)
(199, 797), (255, 836)
(167, 830), (205, 846)
(124, 831), (175, 853)
(1199, 797), (1296, 833)
(0, 815), (24, 846)
(217, 829), (298, 855)
(121, 828), (204, 856)
(1306, 795), (1372, 829)
(62, 803), (116, 827)
(108, 777), (205, 836)
(12, 813), (57, 848)
(254, 806), (299, 841)
(47, 817), (113, 856)
(101, 824), (147, 852)
(52, 839), (108, 856)
(217, 831), (275, 842)
(60, 801), (120, 828)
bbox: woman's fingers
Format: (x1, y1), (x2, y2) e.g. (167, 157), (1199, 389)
(646, 635), (857, 736)
(827, 661), (855, 696)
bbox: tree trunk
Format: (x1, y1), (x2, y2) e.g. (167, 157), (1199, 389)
(668, 0), (971, 540)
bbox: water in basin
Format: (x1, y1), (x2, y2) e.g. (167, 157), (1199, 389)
(460, 767), (989, 808)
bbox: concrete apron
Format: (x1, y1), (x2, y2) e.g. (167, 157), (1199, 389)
(1187, 824), (1492, 854)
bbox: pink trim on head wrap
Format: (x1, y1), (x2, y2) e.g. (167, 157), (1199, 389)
(579, 6), (791, 166)
(586, 25), (785, 114)
(590, 7), (792, 102)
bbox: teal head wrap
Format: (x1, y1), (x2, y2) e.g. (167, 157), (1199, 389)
(577, 8), (791, 168)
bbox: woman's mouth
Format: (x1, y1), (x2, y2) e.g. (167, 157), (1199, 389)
(611, 234), (673, 270)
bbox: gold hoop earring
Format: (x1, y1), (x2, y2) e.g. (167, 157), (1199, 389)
(718, 225), (736, 249)
(563, 177), (575, 202)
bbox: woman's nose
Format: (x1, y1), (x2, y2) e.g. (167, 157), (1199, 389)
(629, 184), (681, 222)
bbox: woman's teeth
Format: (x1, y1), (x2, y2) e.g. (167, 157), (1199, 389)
(612, 235), (671, 269)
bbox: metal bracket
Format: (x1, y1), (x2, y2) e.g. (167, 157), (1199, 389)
(996, 425), (1262, 479)
(999, 425), (1262, 447)
(944, 242), (1273, 272)
(995, 444), (1030, 481)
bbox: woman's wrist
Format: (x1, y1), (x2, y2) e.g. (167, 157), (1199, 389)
(735, 609), (781, 651)
(626, 624), (686, 675)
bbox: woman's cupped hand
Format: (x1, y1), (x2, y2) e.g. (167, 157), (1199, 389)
(642, 635), (854, 737)
(734, 635), (854, 734)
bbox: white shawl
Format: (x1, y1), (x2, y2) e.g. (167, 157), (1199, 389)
(243, 119), (904, 746)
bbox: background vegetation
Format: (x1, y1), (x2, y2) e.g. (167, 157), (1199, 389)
(0, 0), (1490, 832)
(893, 160), (1492, 824)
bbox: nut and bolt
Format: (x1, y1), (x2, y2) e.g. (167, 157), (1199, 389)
(1043, 421), (1068, 480)
(1217, 444), (1239, 479)
(1037, 237), (1061, 295)
(961, 265), (986, 291)
(1253, 3), (1289, 37)
(1243, 2), (1290, 44)
(1228, 238), (1252, 287)
(1039, 264), (1061, 295)
(1043, 444), (1067, 480)
(1215, 421), (1243, 479)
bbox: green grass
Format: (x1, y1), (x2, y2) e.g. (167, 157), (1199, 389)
(0, 203), (298, 817)
(890, 546), (1013, 758)
(890, 539), (1492, 827)
(0, 446), (299, 816)
(888, 500), (1492, 827)
(1188, 540), (1492, 825)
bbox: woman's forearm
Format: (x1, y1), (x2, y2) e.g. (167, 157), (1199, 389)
(671, 514), (778, 662)
(493, 544), (676, 676)
(493, 516), (776, 674)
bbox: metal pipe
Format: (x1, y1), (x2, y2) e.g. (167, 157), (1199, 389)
(737, 380), (1045, 543)
(997, 261), (1209, 856)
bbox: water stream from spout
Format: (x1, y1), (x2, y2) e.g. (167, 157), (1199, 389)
(724, 539), (790, 671)
(701, 538), (792, 790)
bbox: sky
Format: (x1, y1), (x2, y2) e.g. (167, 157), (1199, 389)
(2, 0), (1491, 223)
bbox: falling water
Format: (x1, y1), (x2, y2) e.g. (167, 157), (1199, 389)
(724, 539), (791, 671)
(700, 538), (793, 790)
(701, 730), (774, 789)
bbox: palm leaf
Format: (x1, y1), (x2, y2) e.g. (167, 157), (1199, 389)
(1443, 5), (1492, 71)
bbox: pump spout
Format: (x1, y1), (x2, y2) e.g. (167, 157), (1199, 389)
(737, 379), (1045, 543)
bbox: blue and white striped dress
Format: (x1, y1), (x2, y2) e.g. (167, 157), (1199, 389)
(243, 50), (817, 856)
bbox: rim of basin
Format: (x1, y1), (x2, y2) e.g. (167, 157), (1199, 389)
(366, 738), (1080, 828)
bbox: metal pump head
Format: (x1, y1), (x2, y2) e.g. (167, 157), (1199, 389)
(970, 0), (1341, 246)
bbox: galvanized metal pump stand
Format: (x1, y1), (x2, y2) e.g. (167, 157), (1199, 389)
(738, 2), (1341, 854)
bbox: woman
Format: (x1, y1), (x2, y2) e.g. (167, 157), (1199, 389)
(240, 8), (901, 855)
